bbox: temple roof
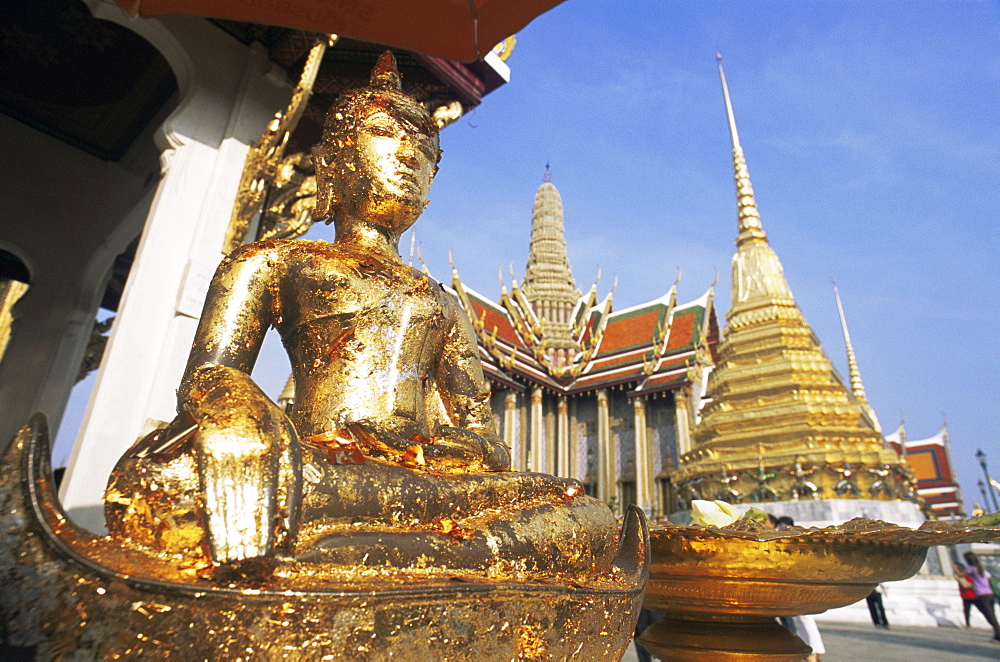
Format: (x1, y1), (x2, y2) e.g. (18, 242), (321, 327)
(885, 424), (964, 517)
(450, 277), (718, 397)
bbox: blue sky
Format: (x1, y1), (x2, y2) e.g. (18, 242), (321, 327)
(58, 1), (999, 514)
(408, 0), (1000, 512)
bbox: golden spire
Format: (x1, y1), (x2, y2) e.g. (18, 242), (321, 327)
(833, 278), (881, 432)
(522, 168), (581, 356)
(832, 278), (866, 403)
(716, 55), (794, 308)
(717, 53), (766, 246)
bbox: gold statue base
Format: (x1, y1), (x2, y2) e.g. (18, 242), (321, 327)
(0, 416), (648, 659)
(641, 616), (810, 661)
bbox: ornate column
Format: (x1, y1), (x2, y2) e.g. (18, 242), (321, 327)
(502, 391), (520, 471)
(633, 397), (653, 516)
(596, 389), (616, 506)
(530, 387), (544, 472)
(568, 398), (579, 481)
(518, 396), (529, 470)
(544, 402), (556, 475)
(556, 396), (569, 477)
(675, 389), (693, 457)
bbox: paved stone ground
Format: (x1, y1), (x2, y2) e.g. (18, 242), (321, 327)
(819, 622), (1000, 662)
(623, 622), (1000, 661)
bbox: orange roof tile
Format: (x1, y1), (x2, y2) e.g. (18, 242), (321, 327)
(665, 310), (697, 351)
(597, 308), (662, 355)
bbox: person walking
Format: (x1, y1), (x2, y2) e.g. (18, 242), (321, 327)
(791, 615), (825, 662)
(766, 513), (825, 660)
(865, 584), (889, 628)
(963, 551), (1000, 643)
(955, 562), (978, 628)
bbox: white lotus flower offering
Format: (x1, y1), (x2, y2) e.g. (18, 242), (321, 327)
(690, 499), (747, 527)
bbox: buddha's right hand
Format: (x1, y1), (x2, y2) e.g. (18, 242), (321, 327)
(184, 365), (299, 565)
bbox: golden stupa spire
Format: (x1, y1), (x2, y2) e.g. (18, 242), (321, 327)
(717, 53), (766, 246)
(522, 166), (581, 357)
(832, 278), (881, 432)
(832, 278), (866, 402)
(716, 54), (794, 308)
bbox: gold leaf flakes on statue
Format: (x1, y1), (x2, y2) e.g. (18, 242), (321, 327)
(403, 444), (425, 468)
(306, 431), (366, 465)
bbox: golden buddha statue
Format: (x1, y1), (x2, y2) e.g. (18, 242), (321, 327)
(104, 52), (623, 579)
(0, 53), (645, 659)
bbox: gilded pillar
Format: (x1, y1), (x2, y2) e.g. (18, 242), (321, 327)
(544, 402), (556, 475)
(596, 389), (616, 507)
(675, 389), (693, 457)
(568, 398), (579, 481)
(517, 395), (531, 471)
(503, 391), (521, 471)
(530, 387), (544, 472)
(556, 397), (569, 477)
(633, 397), (653, 516)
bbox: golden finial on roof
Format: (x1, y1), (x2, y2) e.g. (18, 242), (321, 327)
(417, 245), (428, 274)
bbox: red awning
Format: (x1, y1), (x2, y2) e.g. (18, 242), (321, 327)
(115, 0), (565, 63)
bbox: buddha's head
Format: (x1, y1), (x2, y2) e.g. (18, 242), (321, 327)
(313, 51), (441, 237)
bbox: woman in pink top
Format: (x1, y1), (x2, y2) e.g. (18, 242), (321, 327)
(964, 551), (1000, 642)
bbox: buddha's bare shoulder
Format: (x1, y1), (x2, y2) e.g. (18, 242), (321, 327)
(223, 239), (353, 270)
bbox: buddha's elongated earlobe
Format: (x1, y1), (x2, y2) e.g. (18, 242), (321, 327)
(312, 182), (339, 222)
(312, 144), (340, 221)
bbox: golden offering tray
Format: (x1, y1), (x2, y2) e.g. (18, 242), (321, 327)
(639, 519), (999, 661)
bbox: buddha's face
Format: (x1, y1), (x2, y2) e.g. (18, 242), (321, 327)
(316, 93), (439, 236)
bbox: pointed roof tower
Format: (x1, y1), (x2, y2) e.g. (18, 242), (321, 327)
(833, 278), (881, 431)
(717, 54), (795, 310)
(521, 166), (582, 354)
(675, 57), (908, 505)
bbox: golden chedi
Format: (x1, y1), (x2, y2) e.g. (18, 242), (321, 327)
(0, 53), (645, 659)
(670, 57), (914, 512)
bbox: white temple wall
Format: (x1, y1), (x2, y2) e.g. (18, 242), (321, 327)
(816, 577), (979, 629)
(59, 13), (292, 531)
(0, 113), (157, 450)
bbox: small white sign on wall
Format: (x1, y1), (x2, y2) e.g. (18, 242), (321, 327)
(176, 259), (217, 319)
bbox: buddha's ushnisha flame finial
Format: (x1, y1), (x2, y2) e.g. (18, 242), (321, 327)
(716, 54), (767, 246)
(370, 50), (403, 91)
